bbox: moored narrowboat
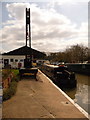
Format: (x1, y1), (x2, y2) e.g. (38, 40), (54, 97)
(41, 64), (77, 88)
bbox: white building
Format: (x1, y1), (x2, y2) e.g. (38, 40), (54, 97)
(2, 46), (46, 69)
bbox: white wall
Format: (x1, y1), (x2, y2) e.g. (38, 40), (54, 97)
(2, 55), (25, 68)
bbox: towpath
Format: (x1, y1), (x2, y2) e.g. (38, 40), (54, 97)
(2, 71), (88, 119)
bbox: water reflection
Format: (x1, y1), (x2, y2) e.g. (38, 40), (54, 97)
(64, 74), (90, 114)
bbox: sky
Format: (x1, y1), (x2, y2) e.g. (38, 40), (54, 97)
(0, 0), (89, 53)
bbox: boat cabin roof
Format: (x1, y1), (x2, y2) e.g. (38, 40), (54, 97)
(44, 64), (59, 68)
(44, 64), (67, 69)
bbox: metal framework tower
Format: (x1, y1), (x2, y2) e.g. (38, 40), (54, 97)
(26, 8), (31, 47)
(19, 8), (38, 78)
(24, 8), (32, 68)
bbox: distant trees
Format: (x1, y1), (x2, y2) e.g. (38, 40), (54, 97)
(47, 44), (89, 63)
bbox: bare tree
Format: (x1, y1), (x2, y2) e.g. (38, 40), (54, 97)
(47, 44), (89, 63)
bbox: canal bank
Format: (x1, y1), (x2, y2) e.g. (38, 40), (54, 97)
(2, 70), (89, 119)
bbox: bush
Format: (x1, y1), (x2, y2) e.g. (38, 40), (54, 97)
(11, 69), (19, 76)
(2, 69), (11, 80)
(3, 69), (20, 101)
(3, 81), (17, 101)
(12, 74), (20, 82)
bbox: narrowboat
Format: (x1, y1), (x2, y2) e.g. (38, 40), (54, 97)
(41, 64), (77, 88)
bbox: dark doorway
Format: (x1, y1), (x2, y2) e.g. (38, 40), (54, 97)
(4, 59), (9, 67)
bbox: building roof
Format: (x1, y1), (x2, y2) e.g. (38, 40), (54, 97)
(3, 46), (46, 59)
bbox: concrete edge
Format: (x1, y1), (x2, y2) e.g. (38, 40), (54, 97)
(38, 70), (89, 119)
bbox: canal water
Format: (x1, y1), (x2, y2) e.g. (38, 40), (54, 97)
(64, 74), (90, 114)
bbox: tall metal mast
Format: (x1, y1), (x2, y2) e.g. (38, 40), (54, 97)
(19, 8), (38, 78)
(25, 8), (32, 68)
(26, 8), (31, 47)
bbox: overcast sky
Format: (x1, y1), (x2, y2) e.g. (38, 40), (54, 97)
(0, 0), (89, 53)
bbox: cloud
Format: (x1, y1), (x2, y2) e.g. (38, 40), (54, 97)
(1, 2), (88, 53)
(54, 0), (89, 4)
(6, 3), (30, 20)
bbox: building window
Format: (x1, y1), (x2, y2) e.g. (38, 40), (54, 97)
(15, 59), (18, 62)
(20, 59), (23, 62)
(10, 59), (13, 62)
(0, 59), (2, 63)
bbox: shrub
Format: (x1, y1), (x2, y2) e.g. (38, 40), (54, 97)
(2, 69), (11, 80)
(3, 81), (17, 101)
(11, 69), (20, 82)
(12, 75), (20, 82)
(3, 69), (20, 101)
